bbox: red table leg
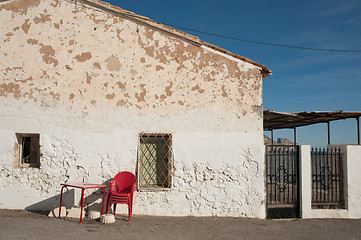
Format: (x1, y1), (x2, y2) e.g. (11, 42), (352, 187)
(59, 183), (107, 224)
(101, 187), (106, 215)
(59, 186), (65, 218)
(80, 188), (85, 223)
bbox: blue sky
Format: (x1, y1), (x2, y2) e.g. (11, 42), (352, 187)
(107, 0), (361, 147)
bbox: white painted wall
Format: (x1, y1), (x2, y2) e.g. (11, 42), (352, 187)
(0, 100), (265, 217)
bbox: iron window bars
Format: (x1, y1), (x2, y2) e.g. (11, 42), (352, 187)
(138, 133), (172, 189)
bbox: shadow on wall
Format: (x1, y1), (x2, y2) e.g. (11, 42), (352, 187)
(25, 179), (112, 214)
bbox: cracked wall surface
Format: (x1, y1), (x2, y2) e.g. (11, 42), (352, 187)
(0, 0), (266, 217)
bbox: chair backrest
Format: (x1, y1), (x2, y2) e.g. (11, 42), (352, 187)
(110, 171), (137, 193)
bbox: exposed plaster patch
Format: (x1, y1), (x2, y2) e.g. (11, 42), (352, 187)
(50, 0), (60, 7)
(5, 67), (23, 73)
(89, 13), (107, 24)
(50, 91), (60, 100)
(0, 0), (40, 15)
(135, 84), (146, 102)
(116, 81), (126, 90)
(86, 73), (92, 84)
(221, 85), (228, 97)
(93, 62), (101, 69)
(159, 94), (166, 101)
(21, 19), (31, 34)
(15, 76), (33, 84)
(106, 93), (115, 99)
(156, 65), (164, 71)
(39, 44), (58, 67)
(165, 82), (173, 96)
(116, 29), (125, 42)
(0, 83), (21, 99)
(248, 68), (261, 79)
(138, 33), (155, 58)
(74, 52), (92, 62)
(192, 84), (205, 94)
(33, 13), (51, 24)
(106, 55), (121, 71)
(143, 28), (154, 40)
(27, 38), (38, 45)
(155, 54), (168, 64)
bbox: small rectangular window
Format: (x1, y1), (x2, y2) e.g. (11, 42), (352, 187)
(15, 133), (40, 168)
(138, 133), (172, 189)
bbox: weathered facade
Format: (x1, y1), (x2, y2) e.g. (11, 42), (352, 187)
(0, 0), (271, 217)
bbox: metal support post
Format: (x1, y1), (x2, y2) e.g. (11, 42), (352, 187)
(327, 121), (331, 145)
(293, 127), (297, 146)
(357, 117), (360, 145)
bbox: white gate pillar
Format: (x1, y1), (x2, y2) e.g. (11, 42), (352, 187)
(299, 145), (312, 218)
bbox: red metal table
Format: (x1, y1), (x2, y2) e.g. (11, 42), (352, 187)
(59, 182), (107, 223)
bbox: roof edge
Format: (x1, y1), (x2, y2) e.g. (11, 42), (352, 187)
(202, 42), (271, 77)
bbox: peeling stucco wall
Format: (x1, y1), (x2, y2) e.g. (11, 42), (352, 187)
(0, 0), (266, 217)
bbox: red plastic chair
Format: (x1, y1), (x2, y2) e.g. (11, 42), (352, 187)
(106, 171), (137, 222)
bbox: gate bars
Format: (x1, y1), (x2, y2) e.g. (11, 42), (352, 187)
(311, 147), (345, 209)
(266, 145), (299, 207)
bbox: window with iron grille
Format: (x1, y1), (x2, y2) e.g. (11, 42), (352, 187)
(138, 133), (172, 189)
(15, 133), (40, 168)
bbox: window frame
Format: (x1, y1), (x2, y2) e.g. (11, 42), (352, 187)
(137, 133), (173, 191)
(15, 133), (40, 168)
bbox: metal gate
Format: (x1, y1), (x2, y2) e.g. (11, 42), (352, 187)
(311, 147), (344, 209)
(266, 145), (300, 218)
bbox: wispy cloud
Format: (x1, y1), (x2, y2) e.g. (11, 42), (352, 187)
(286, 67), (361, 88)
(345, 14), (361, 25)
(303, 93), (346, 100)
(278, 28), (361, 51)
(270, 51), (361, 72)
(314, 2), (359, 17)
(276, 0), (361, 52)
(279, 30), (335, 46)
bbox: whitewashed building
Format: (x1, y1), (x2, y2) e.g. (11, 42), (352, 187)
(0, 0), (272, 217)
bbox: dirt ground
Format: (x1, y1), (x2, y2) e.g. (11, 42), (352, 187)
(1, 209), (361, 240)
